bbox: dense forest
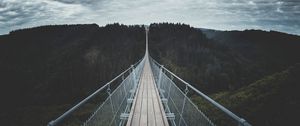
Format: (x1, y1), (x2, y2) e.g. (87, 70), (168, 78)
(0, 23), (299, 126)
(0, 24), (145, 125)
(148, 23), (300, 126)
(149, 23), (300, 93)
(198, 63), (300, 126)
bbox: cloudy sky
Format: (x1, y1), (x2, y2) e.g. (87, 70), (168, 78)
(0, 0), (300, 35)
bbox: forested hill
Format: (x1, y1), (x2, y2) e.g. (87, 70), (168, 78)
(0, 23), (145, 125)
(149, 23), (300, 93)
(208, 63), (300, 126)
(148, 23), (300, 126)
(0, 23), (299, 126)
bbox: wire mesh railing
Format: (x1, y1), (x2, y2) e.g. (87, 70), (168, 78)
(149, 56), (251, 126)
(48, 57), (145, 126)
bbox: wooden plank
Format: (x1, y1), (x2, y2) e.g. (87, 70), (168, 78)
(147, 66), (156, 126)
(139, 70), (148, 126)
(148, 60), (169, 126)
(150, 74), (164, 125)
(151, 69), (170, 126)
(127, 71), (145, 126)
(127, 59), (169, 126)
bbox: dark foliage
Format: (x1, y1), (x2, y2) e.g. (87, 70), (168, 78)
(194, 63), (300, 126)
(0, 23), (145, 125)
(148, 23), (300, 126)
(149, 23), (300, 93)
(0, 22), (299, 126)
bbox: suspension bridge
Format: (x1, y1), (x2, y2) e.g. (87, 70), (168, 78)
(48, 26), (251, 126)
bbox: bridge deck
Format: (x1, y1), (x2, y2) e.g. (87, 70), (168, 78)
(126, 58), (169, 126)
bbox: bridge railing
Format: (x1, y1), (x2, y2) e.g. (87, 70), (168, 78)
(149, 56), (251, 126)
(48, 57), (145, 126)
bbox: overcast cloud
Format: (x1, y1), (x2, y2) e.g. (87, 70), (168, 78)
(0, 0), (299, 35)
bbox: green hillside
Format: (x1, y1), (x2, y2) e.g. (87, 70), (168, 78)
(193, 63), (300, 126)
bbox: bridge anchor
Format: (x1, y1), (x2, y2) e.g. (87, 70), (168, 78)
(120, 113), (130, 120)
(127, 98), (134, 104)
(161, 98), (168, 104)
(166, 113), (175, 120)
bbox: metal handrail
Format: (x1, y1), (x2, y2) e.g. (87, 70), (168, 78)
(48, 59), (143, 126)
(149, 56), (251, 126)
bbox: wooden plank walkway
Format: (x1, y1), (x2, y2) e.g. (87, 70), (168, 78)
(126, 57), (169, 126)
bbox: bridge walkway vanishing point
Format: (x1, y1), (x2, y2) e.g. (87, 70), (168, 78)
(48, 26), (251, 126)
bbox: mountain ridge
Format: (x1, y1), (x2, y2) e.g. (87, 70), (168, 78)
(0, 23), (299, 125)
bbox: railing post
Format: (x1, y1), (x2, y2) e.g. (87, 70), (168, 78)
(131, 65), (138, 90)
(131, 65), (137, 85)
(157, 65), (163, 90)
(178, 85), (189, 125)
(166, 79), (172, 102)
(123, 77), (127, 97)
(107, 84), (114, 113)
(107, 84), (118, 125)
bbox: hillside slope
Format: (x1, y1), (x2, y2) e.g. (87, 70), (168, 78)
(0, 23), (299, 125)
(0, 24), (145, 125)
(207, 63), (300, 126)
(149, 23), (300, 93)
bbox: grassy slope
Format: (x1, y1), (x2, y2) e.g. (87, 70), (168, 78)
(193, 63), (300, 126)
